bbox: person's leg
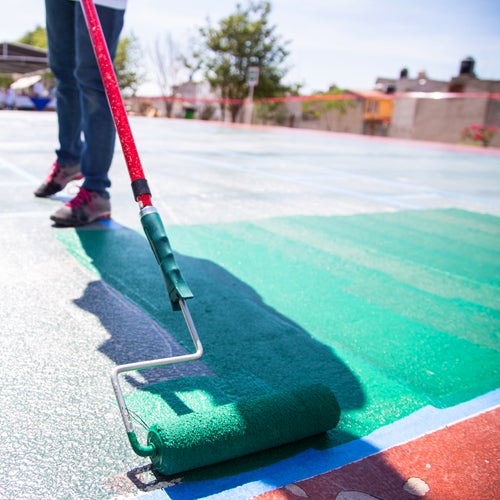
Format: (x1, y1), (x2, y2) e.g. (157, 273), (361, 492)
(49, 4), (125, 226)
(35, 0), (83, 197)
(74, 4), (125, 195)
(45, 0), (82, 167)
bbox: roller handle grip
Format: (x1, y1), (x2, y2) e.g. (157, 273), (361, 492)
(141, 211), (193, 310)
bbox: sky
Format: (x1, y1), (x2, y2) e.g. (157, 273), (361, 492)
(4, 0), (500, 95)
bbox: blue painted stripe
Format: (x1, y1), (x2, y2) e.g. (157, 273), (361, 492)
(138, 389), (499, 500)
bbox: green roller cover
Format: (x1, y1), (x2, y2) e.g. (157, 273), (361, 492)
(147, 384), (340, 475)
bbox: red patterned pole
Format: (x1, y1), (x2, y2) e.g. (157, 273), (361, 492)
(80, 0), (152, 207)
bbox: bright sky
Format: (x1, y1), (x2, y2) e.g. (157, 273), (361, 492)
(5, 0), (500, 95)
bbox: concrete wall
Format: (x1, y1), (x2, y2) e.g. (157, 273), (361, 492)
(389, 98), (418, 139)
(299, 103), (364, 134)
(390, 96), (500, 147)
(485, 99), (500, 147)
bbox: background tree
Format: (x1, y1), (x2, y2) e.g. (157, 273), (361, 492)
(151, 34), (182, 117)
(302, 85), (358, 130)
(114, 33), (145, 97)
(17, 25), (47, 49)
(192, 0), (291, 122)
(14, 25), (144, 98)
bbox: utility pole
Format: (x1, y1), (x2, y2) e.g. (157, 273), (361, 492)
(245, 66), (259, 124)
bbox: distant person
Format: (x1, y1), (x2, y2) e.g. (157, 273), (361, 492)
(5, 86), (16, 110)
(35, 0), (128, 227)
(32, 80), (46, 97)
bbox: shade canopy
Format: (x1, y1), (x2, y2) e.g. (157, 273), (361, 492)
(10, 74), (42, 90)
(0, 42), (48, 75)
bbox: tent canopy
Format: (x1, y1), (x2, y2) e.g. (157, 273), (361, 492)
(0, 42), (48, 75)
(10, 74), (43, 90)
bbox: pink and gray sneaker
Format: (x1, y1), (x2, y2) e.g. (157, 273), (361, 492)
(50, 187), (111, 227)
(34, 161), (82, 197)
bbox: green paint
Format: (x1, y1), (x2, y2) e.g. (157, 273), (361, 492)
(166, 209), (500, 407)
(145, 384), (340, 476)
(141, 210), (193, 309)
(57, 208), (500, 473)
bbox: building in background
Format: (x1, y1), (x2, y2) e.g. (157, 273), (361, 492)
(385, 58), (500, 147)
(349, 90), (394, 136)
(304, 57), (499, 147)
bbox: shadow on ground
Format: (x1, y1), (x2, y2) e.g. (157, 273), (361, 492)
(62, 222), (410, 496)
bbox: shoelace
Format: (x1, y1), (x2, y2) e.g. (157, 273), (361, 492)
(45, 162), (61, 183)
(67, 187), (93, 208)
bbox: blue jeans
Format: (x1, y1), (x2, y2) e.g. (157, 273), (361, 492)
(45, 0), (125, 195)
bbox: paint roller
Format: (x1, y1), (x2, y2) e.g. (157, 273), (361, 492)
(80, 0), (341, 475)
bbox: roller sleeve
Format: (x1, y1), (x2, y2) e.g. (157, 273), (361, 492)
(147, 384), (340, 475)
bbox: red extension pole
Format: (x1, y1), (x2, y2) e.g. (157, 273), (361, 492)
(80, 0), (152, 207)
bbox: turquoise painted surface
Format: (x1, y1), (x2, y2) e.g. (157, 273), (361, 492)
(167, 209), (500, 406)
(58, 208), (500, 454)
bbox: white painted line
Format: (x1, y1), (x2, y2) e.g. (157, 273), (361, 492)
(0, 211), (52, 218)
(165, 152), (500, 210)
(0, 157), (40, 183)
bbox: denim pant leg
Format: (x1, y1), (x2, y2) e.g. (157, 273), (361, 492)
(75, 5), (125, 195)
(45, 0), (82, 168)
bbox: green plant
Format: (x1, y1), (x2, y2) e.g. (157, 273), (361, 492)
(199, 104), (216, 120)
(192, 0), (291, 122)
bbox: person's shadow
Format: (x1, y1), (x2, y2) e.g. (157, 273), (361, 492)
(69, 221), (407, 496)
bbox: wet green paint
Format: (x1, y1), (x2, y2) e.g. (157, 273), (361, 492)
(57, 208), (500, 468)
(166, 209), (500, 406)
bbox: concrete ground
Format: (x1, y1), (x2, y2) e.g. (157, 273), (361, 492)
(0, 110), (499, 499)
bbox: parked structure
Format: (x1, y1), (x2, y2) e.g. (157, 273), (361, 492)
(128, 56), (500, 148)
(256, 57), (499, 147)
(129, 80), (222, 120)
(377, 58), (500, 147)
(375, 68), (448, 94)
(0, 42), (48, 74)
(350, 90), (394, 136)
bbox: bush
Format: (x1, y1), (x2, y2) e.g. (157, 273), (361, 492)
(461, 124), (498, 147)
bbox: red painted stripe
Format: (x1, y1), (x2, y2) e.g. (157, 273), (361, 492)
(130, 92), (500, 106)
(256, 407), (499, 500)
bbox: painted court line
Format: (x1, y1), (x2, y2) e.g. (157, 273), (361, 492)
(166, 152), (421, 210)
(0, 211), (52, 219)
(142, 388), (499, 500)
(0, 156), (40, 183)
(166, 151), (500, 211)
(262, 167), (500, 208)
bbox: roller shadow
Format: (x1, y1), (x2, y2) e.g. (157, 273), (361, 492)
(68, 222), (406, 495)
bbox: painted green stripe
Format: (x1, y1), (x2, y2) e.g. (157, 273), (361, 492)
(57, 208), (500, 450)
(168, 211), (499, 406)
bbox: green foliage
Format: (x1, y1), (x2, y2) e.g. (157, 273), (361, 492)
(199, 104), (216, 120)
(14, 26), (51, 86)
(193, 0), (291, 122)
(17, 25), (47, 49)
(16, 25), (144, 97)
(302, 85), (358, 128)
(254, 101), (288, 125)
(114, 33), (145, 97)
(0, 75), (14, 88)
(303, 85), (357, 115)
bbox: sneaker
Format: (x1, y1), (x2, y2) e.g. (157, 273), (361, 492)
(34, 162), (82, 197)
(50, 187), (111, 227)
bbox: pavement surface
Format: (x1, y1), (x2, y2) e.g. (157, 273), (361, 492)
(0, 110), (499, 500)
